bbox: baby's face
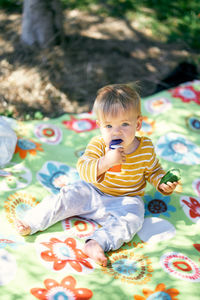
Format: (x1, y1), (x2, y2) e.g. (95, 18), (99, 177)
(97, 111), (142, 154)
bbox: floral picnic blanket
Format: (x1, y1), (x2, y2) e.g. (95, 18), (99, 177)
(0, 80), (200, 300)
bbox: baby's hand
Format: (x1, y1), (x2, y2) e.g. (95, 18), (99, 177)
(105, 147), (126, 167)
(97, 147), (126, 177)
(158, 181), (179, 194)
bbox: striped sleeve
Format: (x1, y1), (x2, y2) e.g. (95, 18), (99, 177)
(77, 136), (105, 183)
(144, 139), (165, 189)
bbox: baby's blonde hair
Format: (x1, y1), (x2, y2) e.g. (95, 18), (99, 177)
(93, 84), (141, 120)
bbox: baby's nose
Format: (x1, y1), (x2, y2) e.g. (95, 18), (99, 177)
(113, 126), (121, 135)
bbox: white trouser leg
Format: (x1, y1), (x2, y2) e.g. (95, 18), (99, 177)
(22, 180), (144, 252)
(85, 195), (145, 252)
(23, 181), (100, 234)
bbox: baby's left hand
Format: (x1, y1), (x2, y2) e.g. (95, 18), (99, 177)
(158, 181), (179, 194)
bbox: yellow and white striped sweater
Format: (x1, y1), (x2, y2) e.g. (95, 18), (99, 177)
(77, 136), (166, 197)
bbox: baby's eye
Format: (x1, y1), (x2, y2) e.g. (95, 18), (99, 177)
(122, 123), (129, 127)
(106, 124), (112, 128)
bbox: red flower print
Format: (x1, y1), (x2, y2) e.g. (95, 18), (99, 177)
(62, 116), (98, 133)
(194, 244), (200, 252)
(182, 197), (200, 218)
(31, 275), (93, 299)
(170, 85), (200, 105)
(40, 237), (93, 272)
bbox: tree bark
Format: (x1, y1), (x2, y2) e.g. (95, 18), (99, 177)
(21, 0), (63, 48)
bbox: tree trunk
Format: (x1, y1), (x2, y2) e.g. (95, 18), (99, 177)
(21, 0), (63, 48)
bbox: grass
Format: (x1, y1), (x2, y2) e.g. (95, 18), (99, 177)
(1, 0), (200, 49)
(62, 0), (200, 50)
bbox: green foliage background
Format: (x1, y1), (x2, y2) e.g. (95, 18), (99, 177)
(0, 0), (200, 49)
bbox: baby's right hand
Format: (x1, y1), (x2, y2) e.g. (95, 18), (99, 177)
(97, 147), (126, 177)
(105, 147), (126, 167)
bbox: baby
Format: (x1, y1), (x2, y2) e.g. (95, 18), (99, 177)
(15, 84), (178, 266)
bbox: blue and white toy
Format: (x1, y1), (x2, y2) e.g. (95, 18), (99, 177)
(109, 139), (123, 150)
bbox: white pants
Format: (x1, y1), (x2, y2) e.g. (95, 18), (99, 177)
(23, 181), (144, 252)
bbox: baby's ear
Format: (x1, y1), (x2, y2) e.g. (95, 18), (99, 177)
(136, 116), (143, 131)
(96, 120), (100, 128)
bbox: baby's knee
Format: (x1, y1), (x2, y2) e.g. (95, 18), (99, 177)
(135, 215), (144, 231)
(61, 181), (89, 195)
(125, 212), (144, 234)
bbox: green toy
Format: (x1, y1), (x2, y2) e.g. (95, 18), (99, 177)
(160, 168), (181, 184)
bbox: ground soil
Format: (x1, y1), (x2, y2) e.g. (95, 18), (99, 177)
(0, 8), (199, 120)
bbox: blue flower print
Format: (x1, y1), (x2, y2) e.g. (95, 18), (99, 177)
(156, 133), (200, 165)
(37, 161), (80, 194)
(187, 115), (200, 133)
(112, 258), (137, 276)
(144, 191), (176, 217)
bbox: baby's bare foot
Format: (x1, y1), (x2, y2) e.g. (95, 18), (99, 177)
(14, 219), (31, 236)
(83, 239), (107, 267)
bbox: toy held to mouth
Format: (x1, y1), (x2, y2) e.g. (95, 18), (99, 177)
(109, 139), (123, 149)
(108, 139), (123, 172)
(160, 168), (181, 184)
